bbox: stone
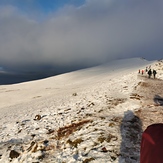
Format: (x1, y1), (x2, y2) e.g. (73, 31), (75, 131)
(9, 150), (20, 159)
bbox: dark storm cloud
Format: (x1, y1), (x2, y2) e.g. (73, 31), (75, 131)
(0, 0), (163, 71)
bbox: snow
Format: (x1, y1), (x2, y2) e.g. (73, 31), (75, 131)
(0, 57), (162, 163)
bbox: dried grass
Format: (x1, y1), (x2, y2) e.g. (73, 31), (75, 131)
(57, 119), (91, 139)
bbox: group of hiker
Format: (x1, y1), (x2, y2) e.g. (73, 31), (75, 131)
(139, 66), (157, 79)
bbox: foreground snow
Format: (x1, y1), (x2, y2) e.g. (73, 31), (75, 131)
(0, 58), (162, 163)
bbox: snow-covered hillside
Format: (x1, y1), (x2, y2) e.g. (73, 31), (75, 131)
(0, 58), (162, 163)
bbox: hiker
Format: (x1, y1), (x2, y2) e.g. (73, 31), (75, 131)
(147, 69), (152, 78)
(145, 67), (148, 72)
(142, 70), (144, 75)
(138, 69), (140, 74)
(153, 69), (157, 79)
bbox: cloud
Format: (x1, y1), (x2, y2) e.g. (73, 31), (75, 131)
(0, 0), (163, 71)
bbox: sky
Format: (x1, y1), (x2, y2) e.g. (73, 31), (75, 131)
(0, 0), (163, 73)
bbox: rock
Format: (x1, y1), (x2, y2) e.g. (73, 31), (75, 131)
(43, 140), (49, 145)
(9, 150), (20, 159)
(27, 141), (36, 152)
(101, 147), (108, 152)
(34, 115), (42, 121)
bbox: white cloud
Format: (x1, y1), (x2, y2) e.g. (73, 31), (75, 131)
(0, 0), (163, 71)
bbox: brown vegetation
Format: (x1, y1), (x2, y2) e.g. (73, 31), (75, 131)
(57, 119), (91, 139)
(67, 138), (83, 148)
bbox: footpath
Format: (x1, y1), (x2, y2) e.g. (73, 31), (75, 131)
(134, 76), (163, 130)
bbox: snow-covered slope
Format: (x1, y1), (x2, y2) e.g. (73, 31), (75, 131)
(0, 58), (162, 163)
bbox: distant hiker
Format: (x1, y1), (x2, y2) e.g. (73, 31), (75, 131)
(147, 69), (152, 78)
(142, 70), (144, 75)
(145, 67), (148, 72)
(153, 69), (157, 79)
(138, 69), (140, 73)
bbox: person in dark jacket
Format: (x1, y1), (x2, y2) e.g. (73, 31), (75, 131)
(153, 69), (157, 79)
(147, 69), (152, 78)
(138, 69), (140, 73)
